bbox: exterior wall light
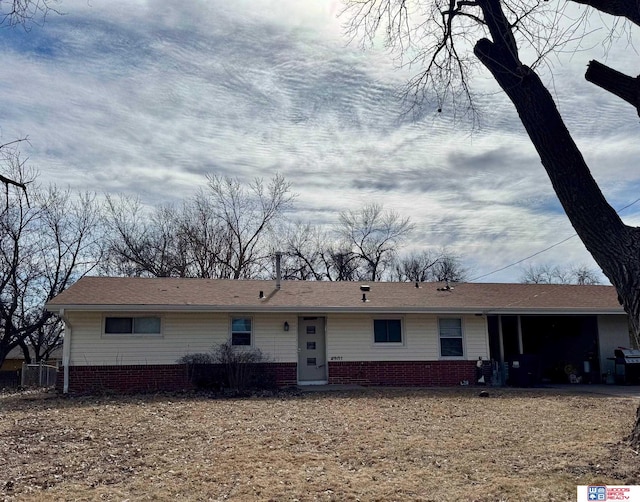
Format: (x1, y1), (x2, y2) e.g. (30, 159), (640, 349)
(284, 321), (290, 332)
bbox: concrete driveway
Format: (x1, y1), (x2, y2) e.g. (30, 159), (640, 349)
(544, 384), (640, 398)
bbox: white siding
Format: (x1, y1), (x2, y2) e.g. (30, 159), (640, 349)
(66, 311), (297, 366)
(597, 314), (631, 377)
(252, 315), (298, 363)
(326, 313), (488, 362)
(65, 310), (489, 366)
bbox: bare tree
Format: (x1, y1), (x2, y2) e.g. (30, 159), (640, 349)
(392, 249), (468, 282)
(393, 250), (441, 282)
(178, 193), (234, 278)
(280, 222), (364, 281)
(206, 173), (296, 279)
(338, 203), (414, 281)
(105, 174), (295, 280)
(21, 315), (62, 363)
(324, 246), (362, 281)
(279, 222), (329, 281)
(430, 251), (468, 283)
(104, 195), (233, 278)
(520, 264), (601, 285)
(0, 162), (103, 368)
(103, 195), (186, 277)
(1, 0), (57, 27)
(343, 0), (640, 443)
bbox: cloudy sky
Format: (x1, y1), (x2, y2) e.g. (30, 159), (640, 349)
(1, 0), (639, 282)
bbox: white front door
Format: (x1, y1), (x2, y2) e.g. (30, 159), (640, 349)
(297, 317), (327, 383)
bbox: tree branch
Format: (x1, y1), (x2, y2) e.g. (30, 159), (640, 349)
(585, 59), (640, 116)
(569, 0), (640, 27)
(0, 173), (27, 191)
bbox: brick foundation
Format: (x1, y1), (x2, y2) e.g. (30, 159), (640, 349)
(58, 362), (298, 394)
(327, 360), (476, 386)
(57, 361), (475, 393)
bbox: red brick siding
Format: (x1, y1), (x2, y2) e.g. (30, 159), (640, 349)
(328, 360), (476, 386)
(266, 363), (298, 387)
(57, 361), (474, 393)
(58, 363), (298, 394)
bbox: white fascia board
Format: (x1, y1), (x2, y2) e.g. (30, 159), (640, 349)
(46, 304), (487, 315)
(485, 309), (625, 316)
(46, 304), (626, 316)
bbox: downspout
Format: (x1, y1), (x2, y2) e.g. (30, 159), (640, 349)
(59, 309), (73, 394)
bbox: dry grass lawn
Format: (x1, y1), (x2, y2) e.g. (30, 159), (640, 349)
(1, 387), (639, 501)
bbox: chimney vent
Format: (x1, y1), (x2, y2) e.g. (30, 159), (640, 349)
(275, 251), (282, 290)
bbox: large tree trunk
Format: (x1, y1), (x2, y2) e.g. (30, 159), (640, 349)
(474, 0), (640, 346)
(630, 405), (640, 450)
(474, 0), (640, 449)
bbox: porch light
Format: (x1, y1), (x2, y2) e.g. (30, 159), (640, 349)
(284, 321), (290, 331)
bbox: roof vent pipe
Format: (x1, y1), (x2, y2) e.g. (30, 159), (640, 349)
(275, 251), (282, 290)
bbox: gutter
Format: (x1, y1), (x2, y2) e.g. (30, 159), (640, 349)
(57, 308), (72, 394)
(45, 304), (626, 316)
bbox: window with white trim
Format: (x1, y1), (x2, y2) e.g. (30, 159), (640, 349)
(104, 316), (161, 335)
(373, 319), (402, 344)
(439, 317), (464, 357)
(231, 317), (252, 346)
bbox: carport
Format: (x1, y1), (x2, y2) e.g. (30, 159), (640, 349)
(487, 314), (626, 385)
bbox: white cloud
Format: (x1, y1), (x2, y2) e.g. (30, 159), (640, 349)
(0, 0), (634, 283)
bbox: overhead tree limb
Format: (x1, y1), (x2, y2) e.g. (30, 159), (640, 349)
(0, 173), (27, 192)
(569, 0), (640, 27)
(585, 60), (640, 116)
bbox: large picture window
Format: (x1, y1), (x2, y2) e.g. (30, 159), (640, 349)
(439, 317), (464, 357)
(231, 317), (252, 346)
(374, 319), (402, 344)
(104, 316), (161, 335)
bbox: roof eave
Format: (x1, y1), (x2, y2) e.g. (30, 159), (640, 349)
(486, 308), (625, 315)
(45, 304), (626, 316)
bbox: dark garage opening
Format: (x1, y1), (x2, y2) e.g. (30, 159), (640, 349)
(488, 315), (600, 384)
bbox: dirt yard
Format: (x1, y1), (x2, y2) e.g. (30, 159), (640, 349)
(0, 387), (638, 501)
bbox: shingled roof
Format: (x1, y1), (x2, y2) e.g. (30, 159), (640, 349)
(46, 277), (624, 315)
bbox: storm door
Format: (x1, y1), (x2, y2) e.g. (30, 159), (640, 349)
(297, 317), (327, 383)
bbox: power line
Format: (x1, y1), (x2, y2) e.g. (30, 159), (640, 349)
(469, 196), (640, 282)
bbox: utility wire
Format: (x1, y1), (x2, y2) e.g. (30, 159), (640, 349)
(469, 196), (640, 282)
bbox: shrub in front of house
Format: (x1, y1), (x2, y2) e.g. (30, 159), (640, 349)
(179, 342), (276, 394)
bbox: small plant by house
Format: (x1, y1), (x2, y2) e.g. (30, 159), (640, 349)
(179, 342), (274, 394)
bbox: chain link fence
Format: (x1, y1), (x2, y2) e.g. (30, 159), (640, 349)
(21, 363), (58, 388)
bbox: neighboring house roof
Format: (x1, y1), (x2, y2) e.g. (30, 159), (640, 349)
(46, 277), (625, 315)
(3, 346), (63, 360)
